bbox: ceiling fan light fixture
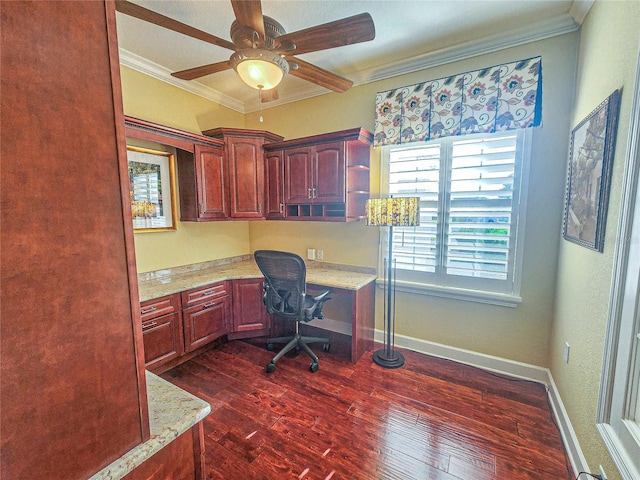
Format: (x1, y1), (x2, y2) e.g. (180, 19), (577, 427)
(230, 49), (289, 90)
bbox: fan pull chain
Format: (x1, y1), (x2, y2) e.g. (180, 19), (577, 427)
(258, 88), (264, 123)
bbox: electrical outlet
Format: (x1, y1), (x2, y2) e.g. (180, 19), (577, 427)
(564, 342), (570, 363)
(317, 250), (324, 261)
(307, 248), (316, 261)
(598, 465), (607, 480)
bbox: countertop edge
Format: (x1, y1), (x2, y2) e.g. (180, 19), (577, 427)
(88, 372), (211, 480)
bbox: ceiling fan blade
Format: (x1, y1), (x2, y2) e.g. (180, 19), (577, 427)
(115, 0), (236, 51)
(260, 88), (279, 103)
(277, 13), (375, 55)
(171, 61), (232, 81)
(230, 0), (265, 41)
(287, 57), (353, 93)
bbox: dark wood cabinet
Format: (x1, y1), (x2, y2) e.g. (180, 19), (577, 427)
(122, 423), (205, 480)
(265, 150), (286, 219)
(140, 294), (184, 370)
(265, 128), (372, 222)
(203, 128), (283, 220)
(1, 3), (149, 478)
(283, 142), (344, 204)
(182, 282), (231, 352)
(123, 117), (228, 222)
(229, 279), (271, 339)
(177, 144), (228, 221)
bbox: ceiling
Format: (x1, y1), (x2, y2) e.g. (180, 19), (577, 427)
(115, 0), (592, 114)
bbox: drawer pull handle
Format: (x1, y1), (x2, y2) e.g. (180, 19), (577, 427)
(203, 301), (216, 308)
(141, 306), (157, 314)
(142, 321), (158, 330)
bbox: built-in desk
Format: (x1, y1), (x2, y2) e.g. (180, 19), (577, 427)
(138, 255), (377, 363)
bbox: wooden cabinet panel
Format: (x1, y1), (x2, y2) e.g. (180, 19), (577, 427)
(182, 282), (231, 352)
(227, 137), (264, 218)
(181, 281), (229, 307)
(183, 299), (230, 352)
(142, 312), (184, 370)
(140, 294), (183, 371)
(314, 141), (345, 203)
(265, 150), (285, 219)
(176, 143), (227, 221)
(231, 279), (270, 337)
(284, 147), (313, 203)
(122, 423), (204, 480)
(202, 128), (282, 221)
(195, 144), (228, 220)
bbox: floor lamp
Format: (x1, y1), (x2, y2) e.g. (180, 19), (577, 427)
(365, 197), (420, 368)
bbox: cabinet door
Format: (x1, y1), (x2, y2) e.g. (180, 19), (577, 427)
(313, 141), (345, 203)
(142, 312), (184, 370)
(183, 297), (230, 352)
(195, 144), (228, 220)
(265, 150), (285, 219)
(232, 279), (270, 336)
(227, 137), (264, 219)
(284, 147), (313, 203)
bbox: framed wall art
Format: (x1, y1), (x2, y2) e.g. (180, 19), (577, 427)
(563, 89), (621, 251)
(127, 146), (178, 232)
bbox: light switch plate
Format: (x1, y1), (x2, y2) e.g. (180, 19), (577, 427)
(307, 248), (316, 260)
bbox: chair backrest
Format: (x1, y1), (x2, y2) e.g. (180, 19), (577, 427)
(253, 250), (307, 319)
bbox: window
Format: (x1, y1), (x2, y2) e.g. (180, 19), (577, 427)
(381, 130), (531, 306)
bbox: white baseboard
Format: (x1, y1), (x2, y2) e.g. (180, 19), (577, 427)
(376, 329), (590, 475)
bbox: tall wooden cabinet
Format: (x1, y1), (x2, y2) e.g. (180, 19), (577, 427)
(1, 2), (149, 479)
(202, 128), (283, 220)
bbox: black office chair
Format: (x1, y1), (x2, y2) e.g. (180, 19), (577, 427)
(254, 250), (331, 373)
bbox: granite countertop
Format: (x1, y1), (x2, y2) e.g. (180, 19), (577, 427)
(138, 255), (377, 302)
(89, 371), (211, 479)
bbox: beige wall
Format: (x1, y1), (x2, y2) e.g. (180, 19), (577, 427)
(550, 2), (640, 479)
(121, 67), (252, 272)
(247, 33), (579, 366)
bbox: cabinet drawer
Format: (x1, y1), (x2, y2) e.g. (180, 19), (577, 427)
(183, 297), (230, 352)
(142, 312), (183, 370)
(140, 294), (180, 321)
(181, 281), (229, 307)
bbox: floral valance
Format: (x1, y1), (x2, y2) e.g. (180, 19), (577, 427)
(374, 56), (542, 147)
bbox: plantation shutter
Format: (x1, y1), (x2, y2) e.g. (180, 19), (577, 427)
(446, 134), (518, 280)
(388, 144), (441, 273)
(386, 131), (522, 289)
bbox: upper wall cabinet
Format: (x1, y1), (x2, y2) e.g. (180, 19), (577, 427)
(124, 116), (227, 222)
(202, 128), (283, 220)
(264, 128), (372, 222)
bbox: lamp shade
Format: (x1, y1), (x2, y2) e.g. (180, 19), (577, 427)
(230, 49), (289, 90)
(365, 197), (420, 227)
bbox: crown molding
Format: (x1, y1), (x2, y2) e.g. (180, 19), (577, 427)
(120, 13), (580, 115)
(569, 0), (595, 25)
(118, 49), (246, 113)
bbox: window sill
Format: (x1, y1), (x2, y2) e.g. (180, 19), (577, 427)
(376, 279), (522, 307)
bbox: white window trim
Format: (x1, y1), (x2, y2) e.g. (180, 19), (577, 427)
(378, 130), (531, 308)
(596, 49), (640, 480)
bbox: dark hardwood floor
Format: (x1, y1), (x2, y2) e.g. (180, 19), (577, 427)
(161, 339), (572, 480)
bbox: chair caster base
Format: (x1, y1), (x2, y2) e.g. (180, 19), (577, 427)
(309, 362), (319, 373)
(266, 362), (276, 373)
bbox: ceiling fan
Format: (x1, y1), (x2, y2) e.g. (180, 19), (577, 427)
(115, 0), (376, 102)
